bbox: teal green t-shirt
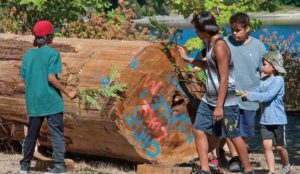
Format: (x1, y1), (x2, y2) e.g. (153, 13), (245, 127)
(21, 45), (64, 117)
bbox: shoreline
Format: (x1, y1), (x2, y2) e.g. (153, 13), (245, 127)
(133, 11), (300, 27)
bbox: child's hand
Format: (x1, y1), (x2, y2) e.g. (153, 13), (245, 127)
(68, 90), (77, 99)
(261, 72), (267, 78)
(214, 106), (223, 121)
(177, 46), (194, 64)
(241, 91), (248, 101)
(177, 46), (187, 59)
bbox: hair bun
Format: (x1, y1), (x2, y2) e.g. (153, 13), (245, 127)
(204, 25), (219, 34)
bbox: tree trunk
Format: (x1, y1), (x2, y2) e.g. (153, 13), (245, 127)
(0, 34), (218, 165)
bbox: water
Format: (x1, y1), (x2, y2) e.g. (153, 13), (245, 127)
(178, 24), (300, 58)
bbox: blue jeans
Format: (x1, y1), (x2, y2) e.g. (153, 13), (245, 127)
(238, 109), (256, 138)
(20, 112), (65, 170)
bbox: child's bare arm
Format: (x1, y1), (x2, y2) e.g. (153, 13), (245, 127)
(213, 41), (230, 121)
(48, 74), (77, 99)
(177, 46), (206, 69)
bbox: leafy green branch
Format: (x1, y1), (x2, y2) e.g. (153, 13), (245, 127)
(78, 89), (102, 110)
(161, 42), (206, 85)
(184, 37), (204, 53)
(174, 63), (207, 84)
(78, 66), (126, 111)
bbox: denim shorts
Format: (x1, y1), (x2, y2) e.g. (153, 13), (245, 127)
(238, 109), (256, 138)
(193, 100), (240, 138)
(261, 124), (287, 147)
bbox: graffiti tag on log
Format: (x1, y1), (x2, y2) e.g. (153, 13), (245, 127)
(124, 73), (194, 158)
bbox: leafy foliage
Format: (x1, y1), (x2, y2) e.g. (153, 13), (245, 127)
(78, 66), (127, 111)
(257, 0), (281, 12)
(57, 8), (155, 40)
(79, 89), (102, 109)
(0, 1), (161, 41)
(0, 6), (30, 34)
(279, 0), (300, 6)
(166, 0), (283, 20)
(165, 0), (204, 18)
(142, 0), (169, 16)
(100, 83), (126, 100)
(185, 64), (207, 84)
(149, 17), (177, 40)
(149, 17), (168, 33)
(17, 0), (111, 25)
(186, 64), (194, 73)
(196, 68), (206, 84)
(161, 42), (207, 87)
(184, 37), (204, 53)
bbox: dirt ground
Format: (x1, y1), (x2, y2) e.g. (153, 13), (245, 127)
(0, 116), (299, 174)
(0, 148), (299, 174)
(0, 151), (137, 174)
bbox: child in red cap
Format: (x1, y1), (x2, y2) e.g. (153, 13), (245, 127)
(20, 20), (77, 174)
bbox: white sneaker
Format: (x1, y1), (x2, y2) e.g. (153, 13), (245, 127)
(44, 167), (66, 174)
(20, 170), (28, 174)
(278, 164), (291, 174)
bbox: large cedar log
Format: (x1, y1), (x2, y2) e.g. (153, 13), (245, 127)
(0, 34), (218, 165)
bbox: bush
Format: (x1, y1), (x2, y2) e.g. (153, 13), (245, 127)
(0, 0), (111, 26)
(57, 7), (156, 41)
(280, 0), (300, 7)
(0, 2), (167, 41)
(0, 6), (30, 34)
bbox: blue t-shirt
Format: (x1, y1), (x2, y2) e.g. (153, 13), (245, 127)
(21, 45), (64, 117)
(225, 36), (267, 111)
(248, 76), (287, 125)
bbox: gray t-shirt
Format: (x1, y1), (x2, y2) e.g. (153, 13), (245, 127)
(225, 36), (267, 111)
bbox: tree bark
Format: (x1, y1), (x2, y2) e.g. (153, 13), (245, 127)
(0, 34), (217, 165)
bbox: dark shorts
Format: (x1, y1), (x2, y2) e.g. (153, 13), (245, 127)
(261, 124), (287, 147)
(238, 109), (256, 138)
(193, 101), (240, 138)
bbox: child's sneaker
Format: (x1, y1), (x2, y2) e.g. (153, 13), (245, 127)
(20, 164), (29, 174)
(243, 170), (255, 174)
(229, 156), (242, 172)
(195, 170), (212, 174)
(209, 157), (220, 169)
(20, 170), (29, 174)
(44, 167), (66, 174)
(278, 164), (291, 174)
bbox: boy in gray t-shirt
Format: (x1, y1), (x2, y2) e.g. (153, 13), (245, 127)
(224, 13), (267, 172)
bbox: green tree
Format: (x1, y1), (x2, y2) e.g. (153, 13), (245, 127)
(165, 0), (273, 51)
(279, 0), (300, 7)
(257, 0), (281, 12)
(165, 0), (204, 18)
(1, 0), (111, 26)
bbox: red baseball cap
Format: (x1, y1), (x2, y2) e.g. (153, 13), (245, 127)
(33, 20), (54, 37)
